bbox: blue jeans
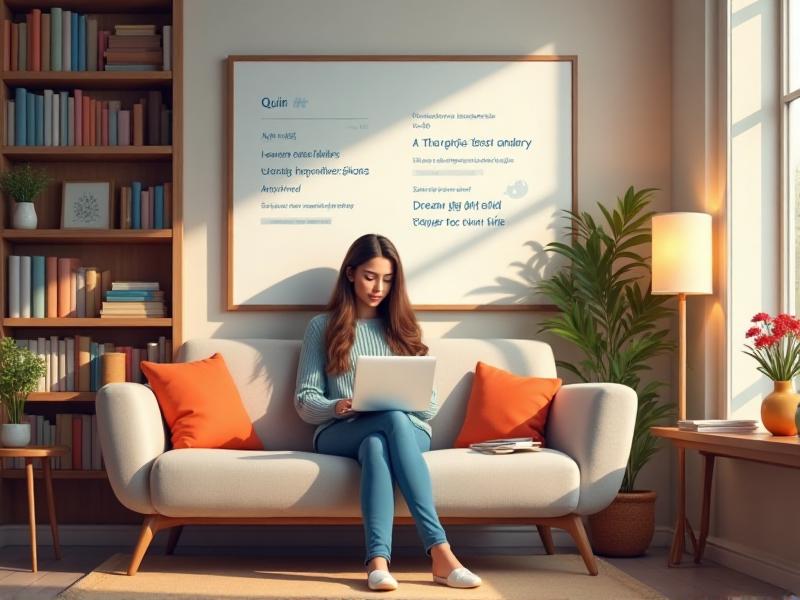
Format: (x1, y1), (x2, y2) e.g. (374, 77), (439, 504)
(315, 410), (448, 565)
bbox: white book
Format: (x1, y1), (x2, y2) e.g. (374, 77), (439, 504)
(686, 426), (758, 433)
(62, 10), (71, 72)
(678, 419), (757, 426)
(69, 262), (77, 315)
(8, 255), (20, 318)
(20, 256), (31, 318)
(44, 89), (52, 145)
(67, 97), (75, 145)
(15, 338), (27, 349)
(6, 100), (14, 146)
(76, 267), (86, 317)
(66, 337), (75, 391)
(162, 25), (171, 71)
(58, 339), (67, 391)
(82, 414), (91, 469)
(146, 342), (158, 362)
(44, 338), (51, 392)
(37, 337), (47, 391)
(50, 335), (59, 391)
(52, 92), (60, 146)
(91, 414), (101, 469)
(111, 282), (160, 290)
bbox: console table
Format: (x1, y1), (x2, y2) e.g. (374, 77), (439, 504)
(650, 427), (800, 566)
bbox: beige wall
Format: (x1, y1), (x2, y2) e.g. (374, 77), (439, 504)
(183, 0), (674, 537)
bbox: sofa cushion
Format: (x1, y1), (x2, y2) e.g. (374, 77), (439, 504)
(453, 362), (562, 448)
(149, 447), (580, 518)
(140, 353), (263, 450)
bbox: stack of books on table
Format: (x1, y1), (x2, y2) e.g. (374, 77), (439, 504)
(469, 437), (542, 454)
(677, 419), (758, 433)
(99, 281), (166, 318)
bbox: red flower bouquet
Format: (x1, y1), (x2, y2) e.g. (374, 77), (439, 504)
(743, 312), (800, 381)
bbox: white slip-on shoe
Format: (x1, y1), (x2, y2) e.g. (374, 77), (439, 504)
(368, 569), (398, 591)
(432, 566), (482, 589)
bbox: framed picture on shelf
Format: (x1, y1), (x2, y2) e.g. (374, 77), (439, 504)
(61, 181), (114, 229)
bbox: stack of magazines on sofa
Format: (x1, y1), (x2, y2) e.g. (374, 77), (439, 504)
(469, 437), (542, 454)
(677, 419), (758, 433)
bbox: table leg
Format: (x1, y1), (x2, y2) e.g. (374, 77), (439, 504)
(695, 452), (715, 563)
(25, 458), (37, 573)
(42, 458), (61, 559)
(668, 446), (687, 566)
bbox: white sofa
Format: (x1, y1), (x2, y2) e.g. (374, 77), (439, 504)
(96, 337), (637, 576)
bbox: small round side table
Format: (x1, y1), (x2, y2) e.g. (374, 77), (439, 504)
(0, 445), (68, 572)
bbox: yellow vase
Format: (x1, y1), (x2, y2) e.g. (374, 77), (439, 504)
(761, 380), (800, 436)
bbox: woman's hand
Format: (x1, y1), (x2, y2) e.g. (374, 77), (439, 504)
(335, 398), (355, 418)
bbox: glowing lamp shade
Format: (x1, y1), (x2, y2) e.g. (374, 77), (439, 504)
(651, 212), (712, 295)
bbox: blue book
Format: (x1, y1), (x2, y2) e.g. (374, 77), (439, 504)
(35, 94), (44, 146)
(78, 15), (86, 71)
(109, 110), (118, 145)
(31, 256), (45, 318)
(14, 88), (26, 146)
(106, 292), (160, 299)
(154, 185), (164, 229)
(131, 181), (142, 229)
(59, 91), (69, 145)
(26, 93), (34, 146)
(71, 12), (78, 72)
(51, 7), (62, 71)
(90, 342), (98, 391)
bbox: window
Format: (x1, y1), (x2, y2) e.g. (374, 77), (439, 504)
(788, 0), (800, 307)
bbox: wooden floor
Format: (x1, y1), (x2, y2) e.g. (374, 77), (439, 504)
(0, 544), (795, 599)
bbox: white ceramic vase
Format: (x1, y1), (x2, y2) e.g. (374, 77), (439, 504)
(1, 423), (31, 447)
(12, 201), (37, 229)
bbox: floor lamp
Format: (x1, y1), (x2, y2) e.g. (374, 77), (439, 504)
(651, 211), (712, 566)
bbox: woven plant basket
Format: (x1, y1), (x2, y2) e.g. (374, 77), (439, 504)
(587, 490), (657, 557)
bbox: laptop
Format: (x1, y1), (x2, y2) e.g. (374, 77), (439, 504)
(351, 355), (436, 412)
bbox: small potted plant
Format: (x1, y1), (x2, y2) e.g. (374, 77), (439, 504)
(0, 337), (46, 446)
(0, 163), (52, 229)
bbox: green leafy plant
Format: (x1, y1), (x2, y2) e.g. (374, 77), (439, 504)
(536, 186), (675, 492)
(0, 337), (46, 424)
(0, 163), (51, 203)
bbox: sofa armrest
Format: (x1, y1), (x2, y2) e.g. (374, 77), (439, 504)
(96, 382), (168, 515)
(545, 383), (637, 515)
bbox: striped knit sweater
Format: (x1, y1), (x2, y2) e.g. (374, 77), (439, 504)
(294, 313), (439, 448)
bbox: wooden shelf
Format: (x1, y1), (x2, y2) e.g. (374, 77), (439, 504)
(3, 318), (172, 327)
(27, 392), (95, 402)
(4, 0), (170, 13)
(1, 469), (106, 479)
(1, 146), (172, 161)
(1, 71), (172, 90)
(1, 229), (172, 243)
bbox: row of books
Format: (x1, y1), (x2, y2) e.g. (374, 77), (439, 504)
(677, 419), (758, 433)
(3, 10), (171, 72)
(8, 88), (171, 147)
(6, 256), (169, 319)
(118, 181), (172, 229)
(12, 335), (171, 392)
(1, 414), (104, 471)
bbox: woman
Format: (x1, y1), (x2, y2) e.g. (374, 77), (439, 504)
(294, 234), (481, 592)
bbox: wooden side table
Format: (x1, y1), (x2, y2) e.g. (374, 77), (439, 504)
(0, 445), (68, 572)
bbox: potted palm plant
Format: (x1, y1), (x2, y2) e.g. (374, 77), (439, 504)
(0, 163), (51, 229)
(536, 186), (675, 556)
(0, 337), (46, 447)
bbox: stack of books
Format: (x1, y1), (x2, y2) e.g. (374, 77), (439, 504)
(105, 24), (168, 72)
(469, 437), (542, 454)
(677, 419), (758, 433)
(100, 281), (166, 318)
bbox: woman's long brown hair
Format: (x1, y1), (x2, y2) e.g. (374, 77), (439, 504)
(324, 234), (428, 375)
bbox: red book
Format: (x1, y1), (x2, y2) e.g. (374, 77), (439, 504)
(132, 102), (143, 146)
(57, 258), (72, 317)
(46, 256), (58, 318)
(92, 97), (98, 144)
(98, 30), (108, 71)
(101, 102), (108, 145)
(82, 95), (91, 145)
(30, 9), (40, 71)
(74, 89), (82, 145)
(72, 415), (82, 470)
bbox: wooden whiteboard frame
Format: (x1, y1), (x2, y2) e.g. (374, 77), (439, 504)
(226, 55), (578, 312)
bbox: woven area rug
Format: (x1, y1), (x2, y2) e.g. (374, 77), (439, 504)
(58, 552), (666, 600)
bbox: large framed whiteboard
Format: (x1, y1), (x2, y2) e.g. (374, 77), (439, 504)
(226, 55), (577, 311)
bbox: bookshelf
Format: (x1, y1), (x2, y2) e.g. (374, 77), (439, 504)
(0, 0), (182, 525)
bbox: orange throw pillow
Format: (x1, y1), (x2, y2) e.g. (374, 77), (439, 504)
(140, 353), (263, 450)
(454, 361), (562, 447)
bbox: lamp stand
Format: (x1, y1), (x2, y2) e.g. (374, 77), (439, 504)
(678, 291), (686, 421)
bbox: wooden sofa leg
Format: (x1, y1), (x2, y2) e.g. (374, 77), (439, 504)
(128, 515), (162, 576)
(537, 525), (555, 554)
(166, 526), (183, 555)
(563, 515), (598, 576)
